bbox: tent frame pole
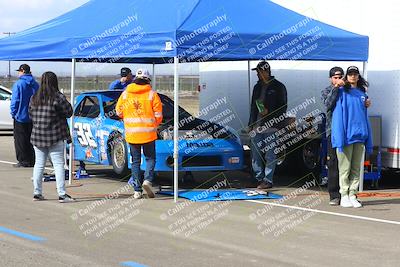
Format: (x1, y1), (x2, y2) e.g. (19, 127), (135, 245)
(359, 61), (368, 192)
(68, 58), (76, 185)
(247, 60), (251, 111)
(152, 63), (156, 90)
(362, 61), (368, 79)
(173, 56), (179, 202)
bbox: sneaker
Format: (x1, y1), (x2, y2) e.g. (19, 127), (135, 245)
(329, 198), (340, 206)
(13, 162), (23, 168)
(340, 195), (352, 208)
(133, 191), (142, 199)
(13, 162), (33, 168)
(142, 180), (155, 198)
(349, 195), (362, 208)
(59, 194), (75, 203)
(33, 194), (45, 201)
(257, 181), (273, 190)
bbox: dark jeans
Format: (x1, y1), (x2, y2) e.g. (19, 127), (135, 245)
(129, 141), (156, 192)
(13, 120), (34, 165)
(327, 136), (340, 200)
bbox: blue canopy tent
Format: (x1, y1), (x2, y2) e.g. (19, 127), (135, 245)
(0, 0), (369, 200)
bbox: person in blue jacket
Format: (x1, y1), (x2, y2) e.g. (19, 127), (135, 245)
(109, 67), (133, 90)
(10, 64), (39, 167)
(331, 66), (372, 208)
(321, 67), (371, 206)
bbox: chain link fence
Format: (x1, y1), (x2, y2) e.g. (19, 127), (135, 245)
(1, 75), (199, 94)
(1, 75), (200, 114)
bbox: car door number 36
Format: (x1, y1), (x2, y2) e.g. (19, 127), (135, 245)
(74, 122), (97, 148)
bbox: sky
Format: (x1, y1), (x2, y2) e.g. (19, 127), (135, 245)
(0, 0), (198, 76)
(0, 0), (399, 77)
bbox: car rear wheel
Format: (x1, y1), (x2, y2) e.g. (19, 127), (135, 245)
(295, 139), (322, 180)
(110, 134), (130, 177)
(302, 141), (320, 170)
(276, 149), (286, 166)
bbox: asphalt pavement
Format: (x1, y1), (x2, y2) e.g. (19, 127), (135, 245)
(0, 134), (399, 267)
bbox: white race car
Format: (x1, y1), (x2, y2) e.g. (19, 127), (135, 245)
(0, 85), (12, 130)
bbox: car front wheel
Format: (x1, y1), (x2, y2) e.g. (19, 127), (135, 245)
(110, 134), (130, 177)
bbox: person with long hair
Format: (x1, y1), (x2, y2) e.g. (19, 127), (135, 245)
(331, 66), (373, 208)
(29, 71), (74, 202)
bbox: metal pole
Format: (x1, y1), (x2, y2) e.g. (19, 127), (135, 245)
(362, 61), (368, 79)
(173, 56), (179, 202)
(152, 63), (156, 90)
(2, 32), (16, 80)
(8, 60), (10, 81)
(359, 61), (369, 192)
(68, 58), (76, 185)
(247, 60), (252, 111)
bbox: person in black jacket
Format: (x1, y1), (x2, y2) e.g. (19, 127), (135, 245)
(321, 67), (345, 205)
(321, 66), (371, 206)
(29, 71), (74, 202)
(248, 61), (287, 190)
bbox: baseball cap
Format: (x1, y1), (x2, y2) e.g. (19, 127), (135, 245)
(252, 61), (270, 71)
(346, 66), (360, 75)
(120, 67), (132, 77)
(135, 68), (151, 81)
(329, 66), (344, 77)
(15, 64), (31, 73)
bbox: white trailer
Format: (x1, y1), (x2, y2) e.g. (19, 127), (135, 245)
(199, 0), (400, 171)
(199, 61), (400, 172)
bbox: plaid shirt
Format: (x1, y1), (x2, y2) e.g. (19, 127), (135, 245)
(29, 92), (73, 148)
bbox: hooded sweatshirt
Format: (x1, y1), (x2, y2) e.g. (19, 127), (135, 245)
(331, 87), (373, 153)
(115, 83), (163, 144)
(109, 79), (132, 90)
(10, 74), (39, 123)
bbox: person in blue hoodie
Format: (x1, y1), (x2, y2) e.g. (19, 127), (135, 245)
(109, 67), (133, 90)
(331, 66), (372, 208)
(10, 64), (39, 167)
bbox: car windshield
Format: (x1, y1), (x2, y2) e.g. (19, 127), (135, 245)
(0, 88), (11, 101)
(103, 98), (121, 120)
(159, 94), (193, 120)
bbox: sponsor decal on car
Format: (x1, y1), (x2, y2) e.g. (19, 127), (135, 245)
(186, 142), (214, 148)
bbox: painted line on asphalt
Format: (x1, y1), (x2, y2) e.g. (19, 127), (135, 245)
(0, 160), (16, 165)
(246, 199), (400, 225)
(120, 261), (148, 267)
(0, 226), (46, 242)
(0, 159), (54, 171)
(0, 159), (113, 178)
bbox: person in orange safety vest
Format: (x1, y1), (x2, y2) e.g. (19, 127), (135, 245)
(116, 68), (162, 199)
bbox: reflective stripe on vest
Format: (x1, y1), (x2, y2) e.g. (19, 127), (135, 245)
(148, 90), (155, 101)
(125, 127), (157, 133)
(124, 118), (155, 123)
(154, 112), (162, 117)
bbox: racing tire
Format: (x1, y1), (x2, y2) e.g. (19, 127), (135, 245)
(276, 149), (286, 166)
(297, 139), (322, 181)
(181, 171), (195, 184)
(110, 134), (130, 178)
(301, 141), (320, 171)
